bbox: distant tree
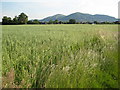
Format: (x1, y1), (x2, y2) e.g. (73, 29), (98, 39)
(76, 22), (80, 24)
(2, 13), (28, 25)
(53, 19), (59, 24)
(2, 16), (12, 25)
(33, 19), (39, 24)
(18, 13), (28, 24)
(13, 16), (18, 24)
(7, 17), (12, 23)
(48, 20), (53, 24)
(94, 21), (98, 24)
(69, 19), (76, 24)
(59, 21), (63, 24)
(27, 20), (33, 24)
(2, 16), (8, 24)
(27, 20), (40, 24)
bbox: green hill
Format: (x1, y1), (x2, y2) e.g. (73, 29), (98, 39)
(40, 12), (117, 22)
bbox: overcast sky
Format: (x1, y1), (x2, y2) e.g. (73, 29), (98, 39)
(0, 0), (119, 21)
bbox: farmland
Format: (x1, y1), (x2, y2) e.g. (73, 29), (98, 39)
(2, 24), (118, 88)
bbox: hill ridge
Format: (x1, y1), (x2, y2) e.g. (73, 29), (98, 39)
(40, 12), (117, 22)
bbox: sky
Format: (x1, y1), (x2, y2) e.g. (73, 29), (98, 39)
(0, 0), (120, 21)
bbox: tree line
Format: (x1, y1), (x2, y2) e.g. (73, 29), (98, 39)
(2, 13), (28, 25)
(2, 13), (120, 25)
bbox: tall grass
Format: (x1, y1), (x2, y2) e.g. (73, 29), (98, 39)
(2, 24), (118, 88)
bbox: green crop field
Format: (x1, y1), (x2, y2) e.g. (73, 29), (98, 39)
(2, 24), (118, 88)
